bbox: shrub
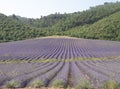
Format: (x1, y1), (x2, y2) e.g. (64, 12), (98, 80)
(52, 79), (67, 88)
(6, 81), (20, 88)
(75, 78), (94, 89)
(31, 80), (44, 88)
(102, 80), (119, 89)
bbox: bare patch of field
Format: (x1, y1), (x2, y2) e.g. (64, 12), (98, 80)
(35, 35), (79, 39)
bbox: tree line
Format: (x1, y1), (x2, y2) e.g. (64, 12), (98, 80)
(0, 2), (120, 42)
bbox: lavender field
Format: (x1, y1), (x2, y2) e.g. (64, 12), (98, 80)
(0, 37), (120, 89)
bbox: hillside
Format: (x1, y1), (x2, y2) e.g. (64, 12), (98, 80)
(64, 11), (120, 40)
(0, 2), (120, 42)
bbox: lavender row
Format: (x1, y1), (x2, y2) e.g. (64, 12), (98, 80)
(28, 61), (64, 87)
(71, 62), (86, 87)
(1, 59), (120, 88)
(0, 62), (51, 80)
(2, 62), (59, 88)
(76, 61), (109, 88)
(0, 38), (120, 60)
(49, 62), (69, 87)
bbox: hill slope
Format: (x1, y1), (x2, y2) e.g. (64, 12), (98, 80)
(64, 11), (120, 40)
(0, 2), (120, 42)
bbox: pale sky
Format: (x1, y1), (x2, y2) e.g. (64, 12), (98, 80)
(0, 0), (119, 18)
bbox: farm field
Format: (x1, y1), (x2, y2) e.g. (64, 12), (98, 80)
(0, 37), (120, 89)
(0, 37), (120, 60)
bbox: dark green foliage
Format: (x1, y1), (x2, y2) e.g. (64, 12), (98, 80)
(0, 2), (120, 42)
(0, 14), (48, 42)
(52, 2), (120, 31)
(64, 11), (120, 41)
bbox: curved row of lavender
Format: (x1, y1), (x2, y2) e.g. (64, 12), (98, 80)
(0, 59), (120, 88)
(0, 37), (120, 60)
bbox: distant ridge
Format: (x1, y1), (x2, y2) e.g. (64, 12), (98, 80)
(0, 2), (120, 42)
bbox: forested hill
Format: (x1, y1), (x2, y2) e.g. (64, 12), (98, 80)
(0, 2), (120, 42)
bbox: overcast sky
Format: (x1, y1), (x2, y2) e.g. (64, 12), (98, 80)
(0, 0), (119, 18)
